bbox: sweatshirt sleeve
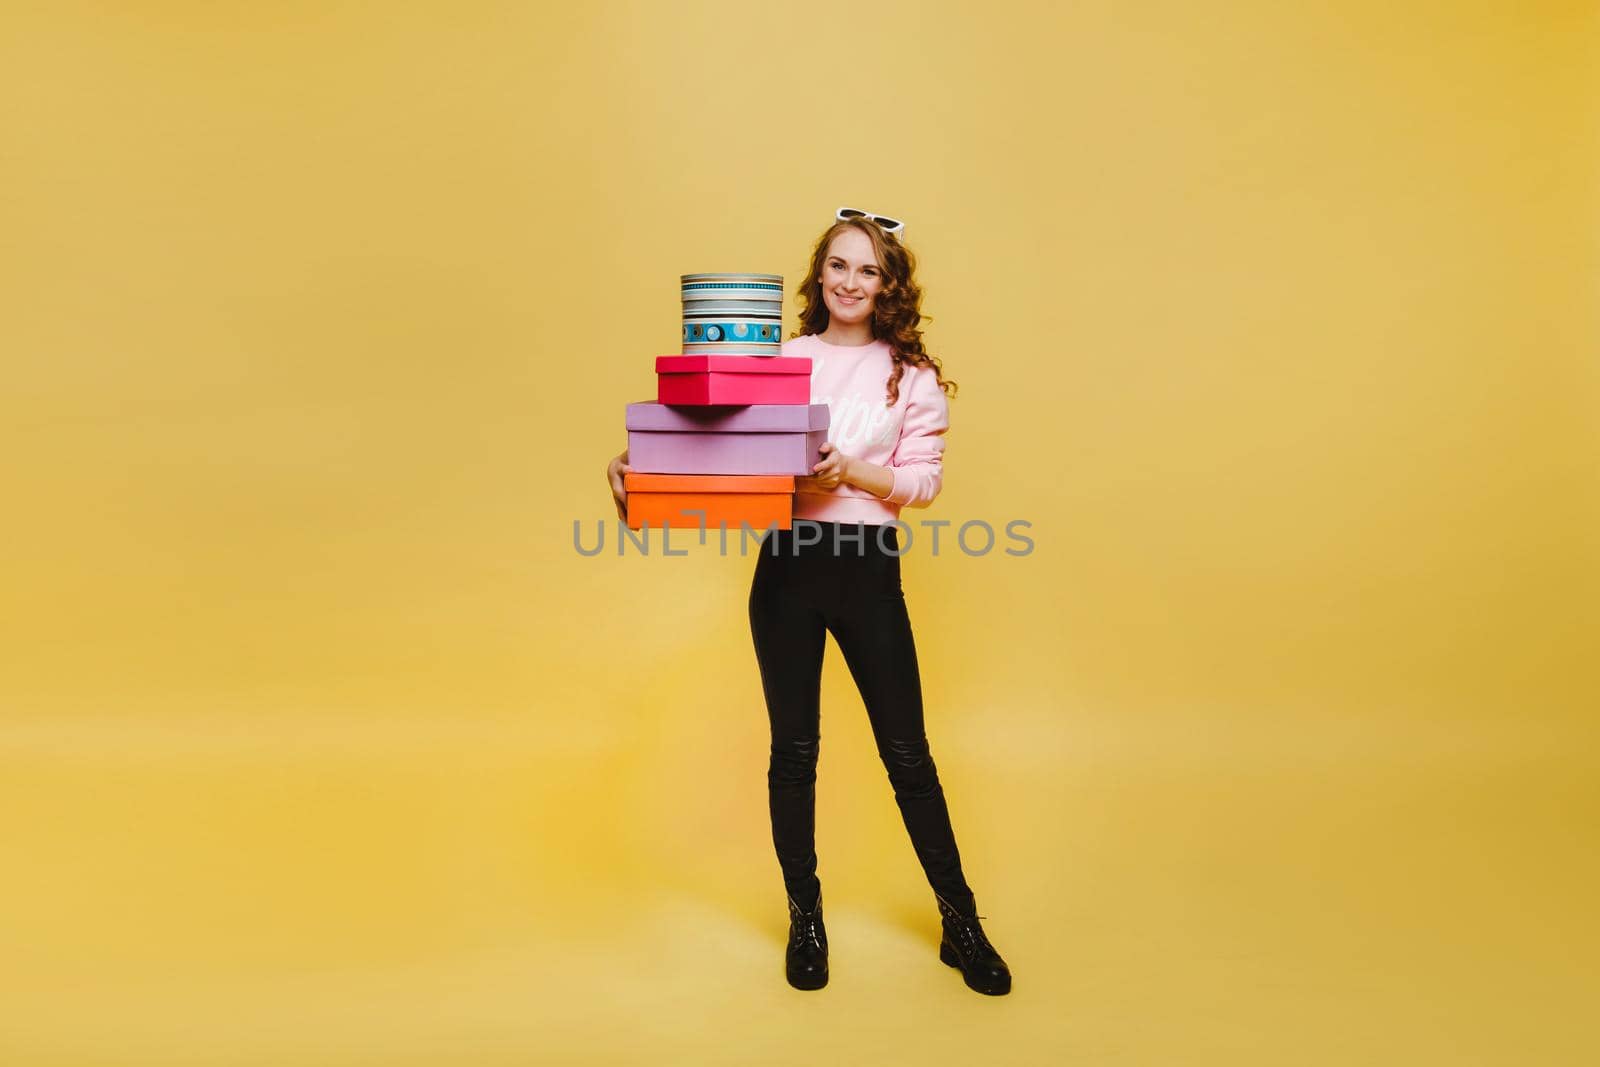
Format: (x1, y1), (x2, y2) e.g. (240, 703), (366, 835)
(885, 370), (949, 508)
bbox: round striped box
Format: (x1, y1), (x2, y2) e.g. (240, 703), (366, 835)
(681, 272), (785, 354)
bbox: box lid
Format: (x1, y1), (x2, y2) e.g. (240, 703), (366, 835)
(680, 273), (784, 285)
(626, 402), (829, 433)
(655, 355), (811, 375)
(624, 473), (795, 493)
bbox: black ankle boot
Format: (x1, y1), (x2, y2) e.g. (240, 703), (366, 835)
(785, 887), (828, 990)
(935, 892), (1011, 996)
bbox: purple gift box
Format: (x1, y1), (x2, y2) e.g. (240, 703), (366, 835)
(626, 402), (831, 476)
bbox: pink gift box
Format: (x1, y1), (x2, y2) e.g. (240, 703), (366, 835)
(626, 402), (831, 475)
(655, 355), (812, 406)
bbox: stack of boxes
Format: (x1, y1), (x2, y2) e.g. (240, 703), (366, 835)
(623, 273), (829, 531)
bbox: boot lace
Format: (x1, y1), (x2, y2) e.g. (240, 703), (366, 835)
(788, 898), (825, 951)
(950, 916), (994, 954)
(789, 916), (824, 951)
(937, 895), (995, 955)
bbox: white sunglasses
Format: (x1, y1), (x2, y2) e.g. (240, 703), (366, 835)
(835, 206), (906, 238)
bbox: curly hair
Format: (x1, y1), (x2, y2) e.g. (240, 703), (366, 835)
(791, 217), (958, 408)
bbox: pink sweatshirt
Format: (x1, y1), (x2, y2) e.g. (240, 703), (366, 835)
(783, 333), (950, 525)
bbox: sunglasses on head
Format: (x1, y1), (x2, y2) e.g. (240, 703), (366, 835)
(836, 206), (906, 237)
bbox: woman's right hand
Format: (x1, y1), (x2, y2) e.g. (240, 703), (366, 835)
(606, 448), (632, 521)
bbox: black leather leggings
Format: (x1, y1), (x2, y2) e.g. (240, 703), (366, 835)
(748, 521), (976, 914)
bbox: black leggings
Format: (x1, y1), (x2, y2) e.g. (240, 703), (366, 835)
(747, 520), (976, 914)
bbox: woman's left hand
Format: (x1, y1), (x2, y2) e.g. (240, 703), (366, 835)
(799, 442), (850, 492)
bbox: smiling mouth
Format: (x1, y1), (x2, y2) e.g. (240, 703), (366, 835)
(835, 294), (862, 305)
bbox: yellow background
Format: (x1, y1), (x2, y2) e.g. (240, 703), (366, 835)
(2, 1), (1596, 1063)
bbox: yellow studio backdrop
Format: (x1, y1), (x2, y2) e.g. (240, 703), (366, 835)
(2, 1), (1595, 1063)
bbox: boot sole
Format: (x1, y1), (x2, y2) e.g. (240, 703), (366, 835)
(940, 940), (1012, 996)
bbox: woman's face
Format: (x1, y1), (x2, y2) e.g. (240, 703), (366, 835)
(820, 228), (884, 326)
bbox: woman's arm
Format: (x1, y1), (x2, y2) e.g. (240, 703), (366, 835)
(836, 373), (950, 504)
(841, 457), (894, 499)
(876, 372), (950, 508)
(806, 372), (949, 503)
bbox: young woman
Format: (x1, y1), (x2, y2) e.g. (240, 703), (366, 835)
(607, 212), (1011, 996)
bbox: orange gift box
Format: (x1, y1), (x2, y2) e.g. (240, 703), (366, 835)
(624, 472), (795, 531)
